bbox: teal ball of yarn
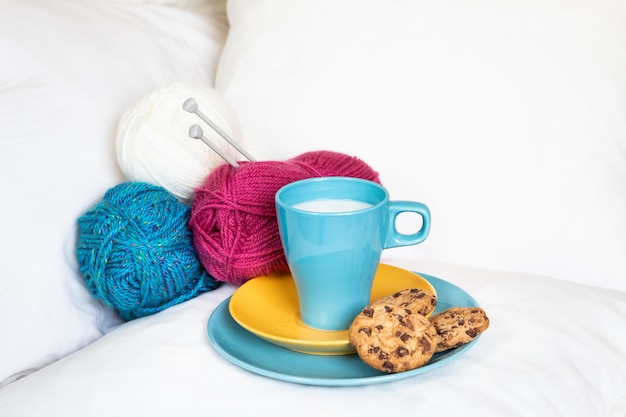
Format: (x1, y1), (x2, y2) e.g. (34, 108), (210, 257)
(76, 181), (220, 321)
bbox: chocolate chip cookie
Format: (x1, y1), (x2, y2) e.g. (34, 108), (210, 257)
(371, 288), (437, 317)
(349, 302), (438, 373)
(429, 307), (490, 352)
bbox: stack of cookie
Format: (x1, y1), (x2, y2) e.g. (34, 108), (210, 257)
(349, 288), (489, 373)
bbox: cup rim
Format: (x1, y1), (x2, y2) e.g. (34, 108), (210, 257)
(275, 176), (388, 214)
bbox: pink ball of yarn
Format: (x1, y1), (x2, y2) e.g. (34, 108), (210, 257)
(189, 150), (380, 286)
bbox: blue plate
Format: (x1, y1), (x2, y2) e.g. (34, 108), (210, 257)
(207, 273), (480, 386)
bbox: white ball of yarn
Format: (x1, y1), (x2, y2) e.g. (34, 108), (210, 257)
(116, 80), (243, 201)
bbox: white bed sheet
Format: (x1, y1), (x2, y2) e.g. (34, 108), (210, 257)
(1, 259), (625, 417)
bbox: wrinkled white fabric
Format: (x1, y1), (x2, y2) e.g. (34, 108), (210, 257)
(0, 0), (227, 387)
(1, 260), (625, 417)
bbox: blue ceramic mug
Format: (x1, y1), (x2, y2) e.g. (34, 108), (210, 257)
(275, 176), (431, 331)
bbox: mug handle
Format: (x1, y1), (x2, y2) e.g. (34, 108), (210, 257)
(384, 201), (431, 249)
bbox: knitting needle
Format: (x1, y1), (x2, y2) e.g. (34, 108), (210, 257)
(182, 97), (256, 163)
(188, 124), (240, 168)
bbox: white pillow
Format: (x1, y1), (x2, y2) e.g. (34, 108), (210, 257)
(0, 0), (227, 387)
(216, 0), (626, 291)
(106, 0), (227, 21)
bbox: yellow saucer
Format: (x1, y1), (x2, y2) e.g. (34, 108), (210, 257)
(228, 264), (436, 355)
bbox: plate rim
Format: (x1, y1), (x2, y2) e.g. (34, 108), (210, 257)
(207, 272), (481, 386)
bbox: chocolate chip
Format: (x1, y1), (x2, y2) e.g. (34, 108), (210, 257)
(384, 305), (393, 313)
(375, 324), (384, 331)
(466, 328), (478, 338)
(359, 327), (371, 336)
(403, 319), (414, 331)
(368, 346), (380, 354)
(383, 361), (395, 372)
(396, 346), (409, 357)
(394, 331), (411, 342)
(420, 337), (432, 352)
(363, 307), (374, 317)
